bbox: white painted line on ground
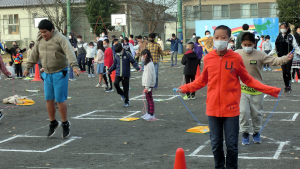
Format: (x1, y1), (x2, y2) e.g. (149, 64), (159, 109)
(130, 95), (177, 101)
(0, 135), (81, 153)
(273, 141), (289, 159)
(189, 140), (211, 156)
(280, 113), (299, 121)
(263, 111), (299, 114)
(71, 153), (126, 156)
(123, 111), (141, 118)
(264, 99), (300, 101)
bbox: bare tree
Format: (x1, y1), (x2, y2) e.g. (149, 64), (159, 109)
(25, 0), (85, 33)
(126, 0), (177, 33)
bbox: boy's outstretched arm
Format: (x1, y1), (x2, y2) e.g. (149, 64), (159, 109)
(108, 58), (117, 73)
(129, 53), (140, 71)
(237, 58), (281, 98)
(179, 66), (208, 93)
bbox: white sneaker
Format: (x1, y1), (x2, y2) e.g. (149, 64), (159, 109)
(263, 68), (267, 71)
(92, 74), (95, 78)
(292, 79), (295, 83)
(95, 83), (101, 88)
(69, 78), (77, 81)
(101, 84), (107, 88)
(141, 113), (149, 119)
(88, 74), (91, 78)
(0, 112), (3, 122)
(143, 114), (156, 121)
(267, 68), (272, 71)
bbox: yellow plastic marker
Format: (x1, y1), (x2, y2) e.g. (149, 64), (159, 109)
(119, 117), (140, 121)
(272, 69), (282, 72)
(186, 126), (210, 134)
(17, 98), (35, 106)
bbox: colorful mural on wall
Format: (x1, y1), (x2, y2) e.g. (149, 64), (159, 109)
(195, 17), (279, 47)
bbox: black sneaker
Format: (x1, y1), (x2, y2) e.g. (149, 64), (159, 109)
(105, 88), (114, 92)
(284, 87), (288, 93)
(47, 121), (61, 137)
(62, 121), (71, 138)
(0, 111), (3, 122)
(287, 86), (292, 93)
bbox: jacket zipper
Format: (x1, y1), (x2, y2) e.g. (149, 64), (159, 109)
(219, 56), (222, 117)
(120, 55), (123, 77)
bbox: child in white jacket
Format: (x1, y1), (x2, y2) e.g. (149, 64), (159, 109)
(83, 42), (97, 77)
(140, 49), (156, 121)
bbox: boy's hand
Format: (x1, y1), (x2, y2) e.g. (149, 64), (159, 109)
(144, 88), (149, 93)
(287, 52), (293, 60)
(175, 87), (183, 93)
(23, 70), (29, 77)
(107, 71), (111, 74)
(73, 68), (80, 76)
(40, 68), (44, 72)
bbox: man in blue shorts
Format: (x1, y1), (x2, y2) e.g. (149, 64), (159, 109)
(24, 20), (80, 138)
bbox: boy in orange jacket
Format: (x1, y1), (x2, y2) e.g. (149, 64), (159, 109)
(177, 25), (281, 169)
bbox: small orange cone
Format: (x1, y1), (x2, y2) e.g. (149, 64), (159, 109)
(111, 70), (116, 82)
(31, 64), (42, 81)
(174, 148), (187, 169)
(296, 74), (298, 82)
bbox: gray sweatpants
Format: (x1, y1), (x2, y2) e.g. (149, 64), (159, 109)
(171, 51), (178, 65)
(239, 93), (264, 134)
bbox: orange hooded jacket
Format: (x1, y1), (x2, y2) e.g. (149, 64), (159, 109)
(180, 49), (281, 117)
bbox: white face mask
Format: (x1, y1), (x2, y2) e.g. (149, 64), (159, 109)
(117, 50), (124, 56)
(193, 35), (196, 38)
(214, 39), (229, 51)
(206, 34), (211, 38)
(280, 29), (287, 33)
(158, 39), (161, 41)
(101, 34), (105, 37)
(242, 46), (254, 54)
(120, 37), (123, 40)
(69, 36), (72, 39)
(77, 39), (82, 42)
(103, 44), (108, 48)
(141, 56), (145, 62)
(297, 31), (300, 34)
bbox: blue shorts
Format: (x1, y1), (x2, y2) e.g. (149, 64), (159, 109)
(41, 68), (68, 103)
(97, 63), (104, 74)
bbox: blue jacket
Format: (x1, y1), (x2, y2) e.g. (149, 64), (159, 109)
(108, 51), (140, 77)
(167, 38), (182, 51)
(0, 43), (5, 52)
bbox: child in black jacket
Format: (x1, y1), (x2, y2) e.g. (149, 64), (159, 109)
(181, 42), (198, 100)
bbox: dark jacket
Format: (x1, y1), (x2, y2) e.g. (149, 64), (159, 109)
(236, 31), (248, 50)
(181, 50), (198, 75)
(294, 33), (300, 46)
(6, 45), (26, 62)
(275, 33), (294, 57)
(194, 42), (203, 59)
(167, 38), (182, 51)
(108, 51), (140, 77)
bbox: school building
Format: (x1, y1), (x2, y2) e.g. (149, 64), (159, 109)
(183, 0), (278, 42)
(0, 0), (175, 53)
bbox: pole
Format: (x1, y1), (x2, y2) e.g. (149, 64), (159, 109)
(67, 0), (71, 37)
(178, 0), (183, 54)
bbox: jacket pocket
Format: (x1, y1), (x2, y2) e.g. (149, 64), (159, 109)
(224, 91), (239, 111)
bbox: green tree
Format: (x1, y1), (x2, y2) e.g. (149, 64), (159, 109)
(85, 0), (119, 36)
(277, 0), (300, 26)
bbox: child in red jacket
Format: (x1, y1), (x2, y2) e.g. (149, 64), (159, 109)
(103, 39), (114, 92)
(13, 47), (24, 78)
(178, 25), (281, 169)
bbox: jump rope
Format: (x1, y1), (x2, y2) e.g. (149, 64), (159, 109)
(172, 88), (283, 132)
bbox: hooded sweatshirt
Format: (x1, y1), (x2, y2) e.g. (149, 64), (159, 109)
(181, 50), (198, 75)
(194, 42), (203, 59)
(142, 60), (156, 89)
(180, 49), (281, 118)
(26, 29), (78, 74)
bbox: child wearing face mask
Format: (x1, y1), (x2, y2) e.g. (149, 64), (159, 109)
(99, 32), (107, 41)
(140, 49), (156, 121)
(107, 43), (140, 107)
(83, 42), (97, 78)
(13, 47), (24, 78)
(177, 25), (282, 169)
(291, 27), (300, 83)
(262, 35), (272, 71)
(157, 37), (164, 61)
(236, 32), (292, 146)
(198, 30), (214, 54)
(268, 22), (300, 93)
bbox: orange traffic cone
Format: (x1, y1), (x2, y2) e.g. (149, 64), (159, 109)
(31, 64), (42, 81)
(111, 70), (116, 82)
(174, 148), (187, 169)
(296, 74), (299, 82)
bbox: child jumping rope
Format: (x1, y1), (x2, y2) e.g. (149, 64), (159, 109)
(140, 49), (156, 121)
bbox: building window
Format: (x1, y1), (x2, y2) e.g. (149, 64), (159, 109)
(241, 4), (258, 18)
(3, 14), (19, 35)
(213, 5), (229, 19)
(185, 5), (199, 20)
(270, 3), (279, 17)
